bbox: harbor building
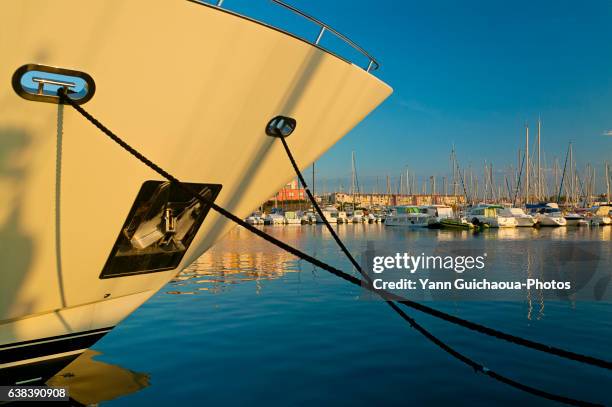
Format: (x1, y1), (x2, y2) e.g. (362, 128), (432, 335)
(270, 179), (307, 202)
(330, 193), (466, 207)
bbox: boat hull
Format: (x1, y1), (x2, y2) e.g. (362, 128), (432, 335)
(537, 216), (567, 227)
(591, 216), (611, 226)
(439, 219), (474, 230)
(514, 217), (537, 227)
(385, 215), (430, 228)
(0, 291), (150, 384)
(565, 217), (588, 227)
(470, 216), (516, 228)
(0, 0), (392, 382)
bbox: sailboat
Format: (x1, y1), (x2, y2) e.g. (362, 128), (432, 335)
(0, 0), (392, 384)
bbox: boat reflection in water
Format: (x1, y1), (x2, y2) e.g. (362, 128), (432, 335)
(168, 225), (610, 300)
(169, 226), (304, 295)
(46, 350), (149, 406)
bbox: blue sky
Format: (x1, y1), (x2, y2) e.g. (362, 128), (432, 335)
(219, 0), (612, 193)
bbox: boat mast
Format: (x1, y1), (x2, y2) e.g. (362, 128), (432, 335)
(525, 124), (530, 204)
(505, 175), (511, 202)
(451, 146), (459, 196)
(590, 165), (595, 207)
(386, 174), (390, 195)
(483, 161), (487, 202)
(553, 157), (559, 197)
(351, 151), (356, 209)
(516, 149), (521, 203)
(568, 142), (574, 205)
(469, 167), (474, 205)
(606, 161), (611, 204)
(490, 163), (496, 202)
(557, 142), (571, 204)
(431, 175), (436, 203)
(585, 164), (591, 207)
(312, 162), (315, 197)
(537, 117), (541, 201)
(443, 176), (447, 196)
(542, 153), (548, 200)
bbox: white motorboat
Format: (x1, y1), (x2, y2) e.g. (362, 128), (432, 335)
(350, 209), (366, 223)
(337, 211), (348, 224)
(385, 206), (431, 228)
(564, 212), (589, 227)
(468, 205), (517, 228)
(499, 207), (537, 227)
(283, 211), (302, 225)
(366, 213), (376, 223)
(0, 0), (391, 384)
(246, 212), (265, 225)
(301, 211), (316, 224)
(315, 207), (339, 224)
(528, 203), (567, 227)
(422, 205), (453, 228)
(264, 209), (286, 225)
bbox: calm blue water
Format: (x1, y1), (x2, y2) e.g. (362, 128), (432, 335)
(70, 225), (611, 405)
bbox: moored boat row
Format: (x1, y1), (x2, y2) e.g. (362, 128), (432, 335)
(247, 203), (612, 229)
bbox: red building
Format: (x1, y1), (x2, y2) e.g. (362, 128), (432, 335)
(271, 179), (306, 202)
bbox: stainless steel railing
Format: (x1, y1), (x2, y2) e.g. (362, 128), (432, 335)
(211, 0), (380, 72)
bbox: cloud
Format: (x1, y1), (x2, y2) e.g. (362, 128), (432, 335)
(397, 99), (439, 116)
(603, 130), (612, 136)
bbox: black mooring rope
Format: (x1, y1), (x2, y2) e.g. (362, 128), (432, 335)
(57, 89), (606, 406)
(277, 134), (597, 404)
(277, 130), (611, 370)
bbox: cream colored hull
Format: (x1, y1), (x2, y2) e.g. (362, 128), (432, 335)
(385, 214), (430, 227)
(0, 291), (151, 367)
(0, 0), (391, 381)
(537, 215), (567, 227)
(470, 216), (517, 228)
(591, 216), (611, 226)
(514, 216), (537, 227)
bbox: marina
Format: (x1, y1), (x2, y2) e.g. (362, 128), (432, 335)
(245, 196), (612, 229)
(256, 128), (612, 230)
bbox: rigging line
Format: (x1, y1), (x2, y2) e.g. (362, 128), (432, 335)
(557, 143), (571, 204)
(454, 158), (470, 204)
(57, 90), (606, 406)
